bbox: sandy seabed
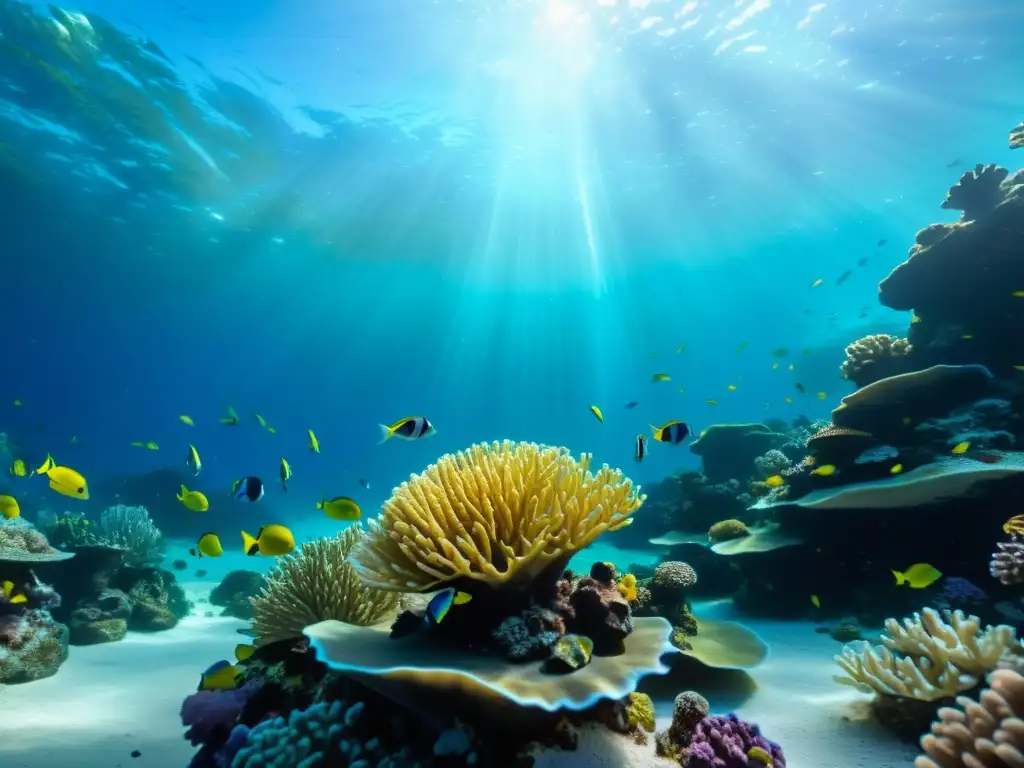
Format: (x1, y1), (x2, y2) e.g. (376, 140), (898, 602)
(0, 546), (919, 768)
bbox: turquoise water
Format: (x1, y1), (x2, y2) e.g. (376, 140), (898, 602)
(1, 0), (1022, 766)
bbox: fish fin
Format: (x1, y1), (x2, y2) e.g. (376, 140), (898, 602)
(891, 569), (905, 586)
(376, 423), (395, 444)
(241, 530), (259, 556)
(453, 591), (472, 605)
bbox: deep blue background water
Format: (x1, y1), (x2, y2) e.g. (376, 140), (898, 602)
(0, 0), (1021, 542)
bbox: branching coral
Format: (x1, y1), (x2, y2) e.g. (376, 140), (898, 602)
(753, 449), (790, 478)
(97, 505), (165, 566)
(250, 524), (401, 646)
(841, 334), (914, 388)
(350, 440), (645, 591)
(834, 608), (1017, 701)
(917, 668), (1024, 767)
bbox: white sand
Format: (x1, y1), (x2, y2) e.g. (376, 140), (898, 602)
(0, 584), (919, 768)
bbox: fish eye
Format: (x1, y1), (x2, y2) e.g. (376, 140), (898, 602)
(77, 487), (84, 494)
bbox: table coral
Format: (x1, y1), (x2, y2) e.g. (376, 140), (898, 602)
(251, 525), (400, 646)
(916, 668), (1024, 767)
(350, 440), (645, 592)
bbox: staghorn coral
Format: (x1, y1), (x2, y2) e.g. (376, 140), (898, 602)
(251, 524), (401, 646)
(841, 334), (914, 388)
(350, 440), (645, 592)
(991, 538), (1024, 586)
(96, 505), (165, 567)
(708, 519), (749, 544)
(916, 668), (1024, 767)
(834, 608), (1017, 701)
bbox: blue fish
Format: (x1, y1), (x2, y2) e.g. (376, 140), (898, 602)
(424, 587), (472, 625)
(232, 476), (264, 502)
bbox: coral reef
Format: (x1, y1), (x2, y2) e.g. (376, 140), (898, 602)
(655, 690), (709, 760)
(95, 504), (166, 566)
(841, 334), (915, 388)
(0, 518), (71, 683)
(211, 570), (264, 620)
(686, 713), (787, 768)
(351, 440), (644, 591)
(250, 525), (401, 646)
(916, 668), (1024, 767)
(752, 449), (790, 478)
(689, 424), (782, 483)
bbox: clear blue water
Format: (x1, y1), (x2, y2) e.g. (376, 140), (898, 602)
(0, 1), (1021, 763)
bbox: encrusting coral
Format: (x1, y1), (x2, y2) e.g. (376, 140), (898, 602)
(916, 668), (1024, 767)
(251, 524), (401, 646)
(707, 519), (749, 544)
(834, 608), (1016, 701)
(841, 334), (914, 388)
(350, 440), (644, 591)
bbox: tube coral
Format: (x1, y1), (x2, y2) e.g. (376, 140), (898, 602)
(250, 524), (400, 646)
(350, 440), (645, 591)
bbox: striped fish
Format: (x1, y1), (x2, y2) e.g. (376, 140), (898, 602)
(378, 416), (436, 443)
(634, 435), (647, 463)
(650, 420), (690, 444)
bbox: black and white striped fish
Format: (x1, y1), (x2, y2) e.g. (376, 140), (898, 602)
(634, 434), (647, 463)
(378, 416), (436, 443)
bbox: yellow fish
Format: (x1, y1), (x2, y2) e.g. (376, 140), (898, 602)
(747, 745), (775, 767)
(9, 459), (26, 477)
(177, 485), (209, 512)
(0, 495), (20, 520)
(784, 397), (793, 404)
(33, 453), (55, 476)
(191, 532), (223, 558)
(727, 384), (738, 391)
(317, 496), (362, 521)
(131, 441), (160, 451)
(308, 429), (320, 453)
(252, 412), (268, 428)
(651, 373), (671, 383)
(810, 278), (823, 287)
(186, 444), (202, 476)
(197, 660), (241, 691)
(911, 313), (922, 324)
(220, 406), (239, 426)
(892, 563), (942, 589)
(1014, 366), (1024, 372)
(242, 525), (295, 557)
(1013, 291), (1024, 298)
(764, 475), (785, 488)
(267, 426), (277, 434)
(45, 465), (89, 500)
(179, 415), (195, 426)
(817, 392), (827, 400)
(890, 463), (904, 475)
(1004, 514), (1024, 536)
(279, 457), (292, 491)
(951, 441), (970, 455)
(810, 595), (820, 609)
(2, 580), (26, 605)
(617, 573), (638, 602)
(234, 644), (255, 662)
(706, 399), (718, 405)
(589, 405), (604, 424)
(810, 464), (837, 477)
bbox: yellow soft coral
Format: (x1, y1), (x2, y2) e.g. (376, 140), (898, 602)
(250, 524), (401, 646)
(350, 440), (646, 591)
(617, 573), (638, 602)
(833, 608), (1017, 701)
(625, 691), (656, 733)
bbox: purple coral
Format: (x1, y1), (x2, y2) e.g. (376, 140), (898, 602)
(181, 681), (259, 745)
(685, 713), (786, 768)
(991, 538), (1024, 585)
(934, 576), (987, 611)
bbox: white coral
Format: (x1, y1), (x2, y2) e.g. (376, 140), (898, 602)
(834, 608), (1018, 701)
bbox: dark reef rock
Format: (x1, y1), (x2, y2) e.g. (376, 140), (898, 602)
(689, 424), (784, 483)
(210, 570), (264, 620)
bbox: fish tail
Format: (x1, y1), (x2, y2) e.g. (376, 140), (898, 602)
(891, 569), (906, 586)
(376, 423), (394, 444)
(241, 530), (259, 556)
(177, 484), (187, 500)
(648, 424), (661, 441)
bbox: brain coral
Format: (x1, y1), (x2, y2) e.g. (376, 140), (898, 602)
(250, 524), (400, 646)
(350, 440), (645, 591)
